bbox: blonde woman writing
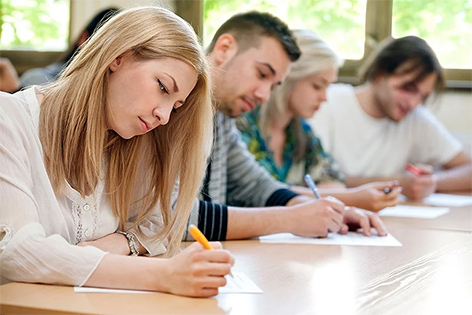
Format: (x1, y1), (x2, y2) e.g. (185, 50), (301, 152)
(0, 7), (233, 297)
(237, 30), (402, 212)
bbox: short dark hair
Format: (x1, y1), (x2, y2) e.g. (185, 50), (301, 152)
(359, 36), (444, 92)
(206, 11), (301, 62)
(62, 7), (119, 64)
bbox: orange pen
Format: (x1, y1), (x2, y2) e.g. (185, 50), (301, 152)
(188, 224), (233, 277)
(188, 224), (213, 249)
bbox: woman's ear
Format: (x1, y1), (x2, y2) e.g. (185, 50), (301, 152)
(109, 54), (125, 72)
(212, 33), (238, 66)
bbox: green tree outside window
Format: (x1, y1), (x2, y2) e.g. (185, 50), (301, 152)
(393, 0), (472, 69)
(203, 0), (367, 60)
(1, 0), (69, 51)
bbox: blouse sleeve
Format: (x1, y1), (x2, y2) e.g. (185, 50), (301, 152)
(0, 95), (107, 286)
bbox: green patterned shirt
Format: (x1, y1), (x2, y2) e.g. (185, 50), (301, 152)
(236, 108), (344, 186)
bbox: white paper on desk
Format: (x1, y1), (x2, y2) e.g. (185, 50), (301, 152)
(220, 272), (262, 294)
(74, 287), (154, 294)
(423, 193), (472, 207)
(379, 205), (449, 219)
(259, 232), (401, 247)
(74, 271), (262, 295)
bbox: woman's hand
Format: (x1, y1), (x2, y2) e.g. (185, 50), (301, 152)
(348, 181), (401, 212)
(160, 242), (234, 297)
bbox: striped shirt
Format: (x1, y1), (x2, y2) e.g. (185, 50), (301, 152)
(182, 111), (298, 241)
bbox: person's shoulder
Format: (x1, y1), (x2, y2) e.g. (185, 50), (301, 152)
(236, 109), (259, 132)
(0, 89), (29, 112)
(20, 62), (63, 87)
(327, 83), (355, 95)
(406, 105), (441, 125)
(300, 118), (314, 133)
(0, 89), (35, 134)
(326, 83), (356, 105)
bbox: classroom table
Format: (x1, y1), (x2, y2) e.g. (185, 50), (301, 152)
(1, 205), (471, 315)
(381, 192), (472, 232)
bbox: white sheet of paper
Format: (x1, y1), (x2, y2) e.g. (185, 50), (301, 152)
(220, 272), (262, 294)
(423, 193), (472, 207)
(74, 271), (262, 294)
(259, 232), (401, 247)
(74, 287), (154, 294)
(379, 205), (449, 219)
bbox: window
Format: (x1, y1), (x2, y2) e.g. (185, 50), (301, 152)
(202, 0), (471, 85)
(1, 0), (70, 51)
(203, 0), (367, 60)
(392, 0), (472, 70)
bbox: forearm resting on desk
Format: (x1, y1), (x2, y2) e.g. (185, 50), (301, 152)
(291, 183), (400, 212)
(85, 242), (234, 297)
(226, 196), (346, 239)
(78, 232), (148, 256)
(436, 163), (472, 192)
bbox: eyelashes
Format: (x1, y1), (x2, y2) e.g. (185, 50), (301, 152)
(157, 79), (169, 94)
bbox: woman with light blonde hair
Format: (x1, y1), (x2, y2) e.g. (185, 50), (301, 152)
(237, 29), (402, 212)
(0, 6), (233, 297)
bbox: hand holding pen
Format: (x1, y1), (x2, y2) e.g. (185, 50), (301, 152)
(402, 163), (437, 200)
(162, 225), (234, 297)
(189, 225), (234, 278)
(303, 174), (387, 236)
(304, 174), (321, 199)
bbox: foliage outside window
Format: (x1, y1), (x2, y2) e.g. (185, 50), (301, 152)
(392, 0), (472, 69)
(1, 0), (70, 51)
(204, 0), (472, 73)
(203, 0), (367, 60)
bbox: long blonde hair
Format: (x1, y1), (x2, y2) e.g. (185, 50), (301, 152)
(259, 29), (343, 162)
(38, 6), (213, 256)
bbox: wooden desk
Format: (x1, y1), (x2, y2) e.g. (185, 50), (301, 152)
(383, 194), (472, 232)
(1, 226), (471, 315)
(382, 205), (472, 232)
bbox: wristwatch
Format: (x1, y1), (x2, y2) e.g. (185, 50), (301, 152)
(117, 231), (139, 256)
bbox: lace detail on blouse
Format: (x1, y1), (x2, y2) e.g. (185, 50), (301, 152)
(65, 180), (105, 244)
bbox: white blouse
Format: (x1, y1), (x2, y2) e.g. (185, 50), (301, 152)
(0, 88), (166, 286)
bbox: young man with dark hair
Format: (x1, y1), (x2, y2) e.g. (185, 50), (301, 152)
(181, 11), (387, 241)
(311, 36), (472, 200)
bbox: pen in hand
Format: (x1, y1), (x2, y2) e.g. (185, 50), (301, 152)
(406, 164), (424, 176)
(383, 180), (400, 194)
(188, 224), (213, 249)
(188, 224), (234, 277)
(304, 174), (321, 199)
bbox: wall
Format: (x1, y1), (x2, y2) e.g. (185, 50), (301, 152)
(430, 90), (472, 156)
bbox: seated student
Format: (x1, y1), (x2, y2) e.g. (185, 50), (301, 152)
(0, 7), (233, 298)
(0, 7), (118, 92)
(310, 36), (472, 200)
(182, 12), (387, 239)
(79, 12), (388, 257)
(236, 29), (401, 212)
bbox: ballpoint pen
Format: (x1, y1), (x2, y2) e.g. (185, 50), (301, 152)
(304, 174), (321, 199)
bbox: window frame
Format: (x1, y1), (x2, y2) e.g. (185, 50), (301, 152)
(192, 0), (470, 88)
(4, 0), (470, 87)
